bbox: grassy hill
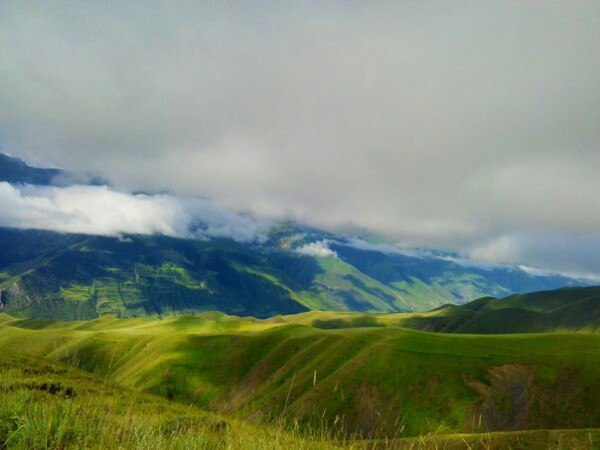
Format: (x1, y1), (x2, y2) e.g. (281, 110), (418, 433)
(1, 311), (598, 444)
(400, 286), (600, 334)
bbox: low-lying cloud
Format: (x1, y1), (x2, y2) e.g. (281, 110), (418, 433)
(464, 232), (600, 280)
(296, 240), (337, 258)
(339, 237), (600, 280)
(0, 182), (268, 242)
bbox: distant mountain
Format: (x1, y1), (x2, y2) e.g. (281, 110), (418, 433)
(0, 153), (592, 320)
(0, 152), (106, 186)
(0, 226), (590, 320)
(402, 286), (600, 333)
(0, 153), (63, 185)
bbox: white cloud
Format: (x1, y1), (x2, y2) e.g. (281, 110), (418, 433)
(296, 240), (337, 258)
(0, 182), (268, 242)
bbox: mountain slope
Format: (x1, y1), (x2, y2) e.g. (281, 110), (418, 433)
(0, 229), (311, 319)
(402, 286), (600, 333)
(0, 152), (106, 186)
(0, 226), (590, 320)
(0, 153), (62, 185)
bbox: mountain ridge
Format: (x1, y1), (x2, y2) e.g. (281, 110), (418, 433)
(0, 152), (107, 186)
(401, 285), (600, 333)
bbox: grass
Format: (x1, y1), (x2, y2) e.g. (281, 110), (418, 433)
(399, 286), (600, 334)
(1, 351), (597, 449)
(1, 311), (598, 447)
(0, 352), (339, 449)
(60, 283), (93, 302)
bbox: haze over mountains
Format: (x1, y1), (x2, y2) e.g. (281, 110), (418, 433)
(0, 153), (592, 320)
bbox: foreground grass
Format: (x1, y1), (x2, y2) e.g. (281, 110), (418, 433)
(391, 429), (599, 449)
(0, 353), (337, 449)
(1, 353), (598, 449)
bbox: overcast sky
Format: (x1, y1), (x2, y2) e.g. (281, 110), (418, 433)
(1, 2), (599, 277)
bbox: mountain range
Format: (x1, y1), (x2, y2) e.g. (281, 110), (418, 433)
(0, 153), (592, 320)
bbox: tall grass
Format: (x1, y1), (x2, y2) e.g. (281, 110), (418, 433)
(1, 316), (598, 449)
(1, 357), (597, 449)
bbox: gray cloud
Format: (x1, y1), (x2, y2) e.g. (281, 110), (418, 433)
(0, 182), (268, 242)
(465, 232), (600, 280)
(1, 2), (599, 275)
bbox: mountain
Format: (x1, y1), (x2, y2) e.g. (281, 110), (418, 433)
(0, 226), (589, 320)
(401, 286), (600, 333)
(0, 153), (591, 320)
(0, 152), (63, 185)
(0, 152), (106, 186)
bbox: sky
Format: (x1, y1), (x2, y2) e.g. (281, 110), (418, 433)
(1, 1), (599, 277)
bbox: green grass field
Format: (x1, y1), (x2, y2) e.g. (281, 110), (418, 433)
(0, 352), (337, 449)
(1, 311), (598, 448)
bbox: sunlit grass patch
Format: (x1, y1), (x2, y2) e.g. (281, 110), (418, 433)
(60, 283), (93, 302)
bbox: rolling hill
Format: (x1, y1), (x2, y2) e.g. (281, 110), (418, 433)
(0, 310), (598, 443)
(400, 286), (600, 334)
(0, 350), (346, 449)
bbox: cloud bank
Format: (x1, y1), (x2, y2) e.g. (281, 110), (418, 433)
(0, 182), (268, 242)
(1, 2), (599, 275)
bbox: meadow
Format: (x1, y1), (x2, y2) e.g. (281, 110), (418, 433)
(0, 311), (598, 448)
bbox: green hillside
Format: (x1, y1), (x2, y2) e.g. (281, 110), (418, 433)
(1, 311), (598, 443)
(0, 352), (336, 449)
(0, 228), (421, 319)
(401, 286), (600, 334)
(3, 353), (597, 449)
(0, 227), (589, 320)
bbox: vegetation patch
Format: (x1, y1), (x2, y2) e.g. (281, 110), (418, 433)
(312, 316), (384, 329)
